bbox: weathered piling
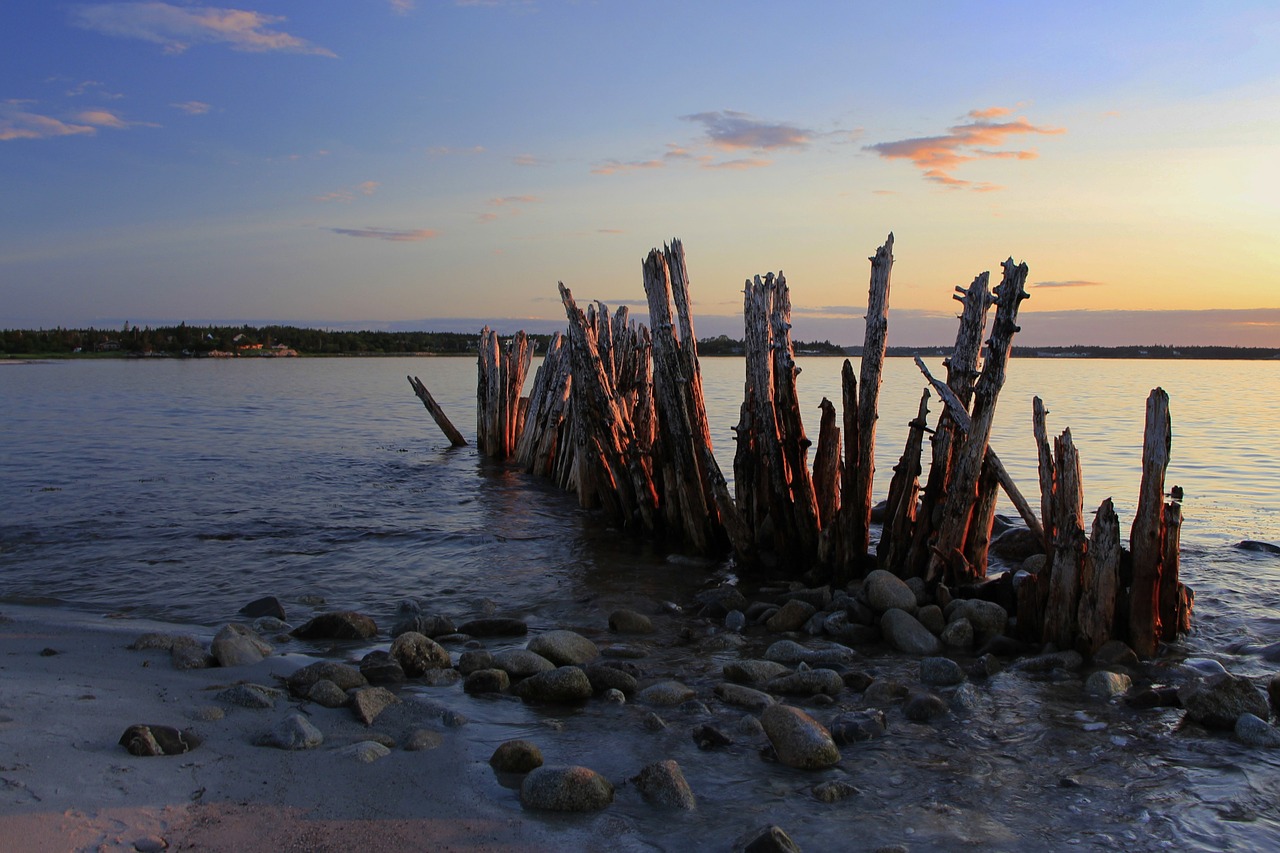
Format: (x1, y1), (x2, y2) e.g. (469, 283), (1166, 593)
(476, 327), (531, 460)
(407, 375), (468, 447)
(876, 388), (930, 574)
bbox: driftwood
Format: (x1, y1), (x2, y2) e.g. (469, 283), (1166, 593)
(476, 327), (531, 459)
(407, 375), (468, 447)
(877, 388), (929, 573)
(1076, 498), (1122, 656)
(1042, 429), (1086, 649)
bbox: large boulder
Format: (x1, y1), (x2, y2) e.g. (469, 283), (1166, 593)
(490, 739), (544, 773)
(514, 666), (593, 703)
(389, 632), (451, 675)
(760, 704), (840, 770)
(1179, 673), (1270, 730)
(880, 609), (942, 656)
(527, 630), (599, 666)
(291, 611), (377, 641)
(944, 599), (1009, 642)
(493, 648), (557, 679)
(632, 760), (696, 809)
(211, 623), (272, 667)
(520, 766), (614, 811)
(863, 570), (917, 614)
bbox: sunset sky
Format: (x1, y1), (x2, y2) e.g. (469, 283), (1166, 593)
(2, 1), (1277, 346)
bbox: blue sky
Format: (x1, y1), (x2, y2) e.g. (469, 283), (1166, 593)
(2, 1), (1278, 346)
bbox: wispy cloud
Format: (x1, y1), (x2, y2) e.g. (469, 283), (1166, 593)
(866, 107), (1064, 189)
(313, 181), (381, 203)
(329, 226), (437, 242)
(66, 80), (123, 99)
(1033, 280), (1105, 289)
(478, 194), (540, 223)
(591, 158), (664, 176)
(171, 100), (211, 115)
(702, 157), (772, 171)
(0, 101), (96, 141)
(70, 2), (336, 57)
(428, 144), (485, 156)
(683, 111), (811, 151)
(389, 0), (415, 14)
(73, 108), (158, 130)
(512, 153), (546, 166)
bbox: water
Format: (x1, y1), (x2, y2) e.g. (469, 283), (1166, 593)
(2, 355), (1279, 849)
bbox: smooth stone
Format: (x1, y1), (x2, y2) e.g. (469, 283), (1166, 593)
(464, 668), (510, 694)
(349, 686), (399, 725)
(766, 599), (817, 633)
(526, 630), (599, 666)
(940, 618), (974, 649)
(990, 526), (1044, 563)
(493, 648), (556, 678)
(1179, 673), (1270, 729)
(1085, 670), (1133, 698)
(211, 624), (272, 667)
(695, 585), (747, 617)
(919, 657), (965, 687)
(632, 760), (696, 809)
(903, 690), (949, 722)
(489, 739), (544, 773)
(724, 659), (791, 685)
(608, 609), (654, 634)
(405, 729), (444, 751)
(691, 724), (734, 749)
(880, 609), (942, 656)
(603, 688), (626, 704)
(829, 709), (887, 744)
(642, 712), (667, 731)
(813, 780), (861, 803)
(257, 714), (323, 750)
(390, 632), (451, 676)
(290, 611), (377, 641)
(943, 599), (1009, 642)
(765, 669), (844, 697)
(636, 680), (696, 706)
(118, 725), (201, 756)
(391, 613), (456, 639)
(916, 604), (945, 635)
(863, 570), (918, 614)
(239, 596), (286, 621)
(458, 649), (494, 675)
(513, 666), (593, 703)
(132, 835), (168, 853)
(306, 679), (349, 708)
(764, 640), (857, 666)
(1015, 650), (1084, 673)
(725, 610), (748, 632)
(455, 617), (528, 637)
(734, 824), (802, 853)
(359, 650), (406, 684)
(863, 678), (910, 706)
(286, 661), (367, 696)
(217, 683), (283, 709)
(420, 668), (461, 687)
(584, 663), (638, 695)
(344, 741), (391, 763)
(1181, 658), (1229, 678)
(1235, 713), (1280, 747)
(171, 642), (213, 671)
(760, 704), (840, 770)
(519, 766), (614, 812)
(714, 682), (775, 711)
(1092, 640), (1139, 666)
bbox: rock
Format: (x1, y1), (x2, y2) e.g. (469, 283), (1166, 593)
(943, 599), (1009, 642)
(405, 729), (444, 751)
(940, 618), (974, 649)
(1125, 685), (1181, 709)
(1085, 670), (1133, 699)
(584, 663), (638, 695)
(253, 617), (288, 634)
(520, 766), (614, 811)
(1016, 650), (1084, 673)
(765, 669), (844, 697)
(130, 632), (197, 652)
(119, 725), (202, 756)
(919, 657), (966, 687)
(458, 649), (494, 675)
(916, 604), (945, 635)
(863, 570), (917, 614)
(344, 741), (391, 763)
(724, 659), (792, 684)
(455, 617), (528, 637)
(813, 780), (861, 803)
(217, 683), (283, 709)
(1235, 713), (1280, 747)
(359, 650), (406, 684)
(421, 668), (461, 687)
(493, 648), (557, 679)
(842, 670), (874, 692)
(1236, 540), (1280, 555)
(1269, 674), (1280, 718)
(290, 611), (377, 641)
(527, 630), (599, 667)
(608, 609), (654, 634)
(696, 585), (747, 617)
(636, 681), (696, 706)
(734, 824), (802, 853)
(463, 668), (510, 694)
(725, 610), (748, 632)
(1092, 640), (1139, 667)
(760, 704), (840, 770)
(764, 640), (857, 666)
(1181, 658), (1229, 678)
(863, 678), (910, 706)
(991, 526), (1044, 562)
(828, 710), (887, 744)
(306, 679), (349, 708)
(767, 600), (817, 633)
(903, 690), (949, 722)
(389, 632), (451, 676)
(715, 683), (774, 711)
(1179, 673), (1270, 730)
(239, 596), (286, 621)
(603, 688), (625, 704)
(391, 613), (456, 639)
(210, 624), (272, 668)
(349, 686), (398, 725)
(632, 760), (696, 809)
(691, 724), (734, 750)
(489, 739), (544, 773)
(880, 609), (942, 656)
(642, 712), (668, 731)
(780, 586), (833, 609)
(132, 835), (168, 853)
(286, 661), (367, 696)
(514, 666), (593, 703)
(257, 714), (323, 750)
(170, 641), (213, 671)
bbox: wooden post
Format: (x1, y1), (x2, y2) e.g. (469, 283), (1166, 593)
(1077, 498), (1121, 657)
(1033, 397), (1056, 554)
(407, 375), (468, 447)
(770, 273), (821, 564)
(878, 388), (929, 575)
(1158, 498), (1188, 642)
(1043, 429), (1086, 650)
(1129, 388), (1170, 657)
(812, 398), (841, 531)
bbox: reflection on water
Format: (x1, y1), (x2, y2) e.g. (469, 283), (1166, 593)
(1, 356), (1279, 849)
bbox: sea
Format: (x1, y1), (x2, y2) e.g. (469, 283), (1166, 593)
(2, 355), (1278, 850)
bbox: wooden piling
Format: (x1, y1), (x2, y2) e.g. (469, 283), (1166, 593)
(1129, 388), (1170, 657)
(407, 375), (468, 447)
(1043, 429), (1086, 650)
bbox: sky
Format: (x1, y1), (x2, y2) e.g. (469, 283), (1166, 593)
(1, 1), (1278, 347)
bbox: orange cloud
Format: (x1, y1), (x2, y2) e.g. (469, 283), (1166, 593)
(512, 153), (544, 166)
(0, 102), (96, 141)
(702, 158), (772, 171)
(71, 3), (335, 57)
(867, 107), (1064, 189)
(329, 227), (436, 241)
(591, 158), (664, 176)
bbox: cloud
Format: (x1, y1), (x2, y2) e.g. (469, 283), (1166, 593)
(591, 158), (665, 176)
(329, 227), (437, 242)
(73, 109), (144, 129)
(0, 102), (96, 141)
(478, 194), (540, 223)
(171, 100), (211, 114)
(1033, 280), (1105, 288)
(512, 153), (545, 166)
(428, 145), (485, 156)
(866, 107), (1064, 189)
(701, 157), (771, 171)
(313, 181), (381, 203)
(683, 110), (811, 151)
(389, 0), (414, 13)
(66, 80), (123, 99)
(70, 2), (336, 57)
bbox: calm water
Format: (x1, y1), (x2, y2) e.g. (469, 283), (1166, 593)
(2, 355), (1279, 850)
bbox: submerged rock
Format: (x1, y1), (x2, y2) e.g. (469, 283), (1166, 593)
(520, 766), (614, 812)
(291, 611), (377, 641)
(764, 640), (856, 666)
(608, 609), (654, 634)
(456, 617), (528, 637)
(636, 680), (696, 707)
(813, 780), (861, 803)
(1235, 713), (1280, 748)
(734, 824), (802, 853)
(828, 710), (887, 744)
(761, 704), (840, 770)
(391, 613), (456, 639)
(1179, 673), (1269, 730)
(526, 630), (599, 666)
(514, 666), (593, 703)
(490, 739), (544, 773)
(880, 609), (941, 656)
(724, 659), (791, 685)
(632, 760), (696, 809)
(765, 669), (844, 697)
(239, 596), (286, 621)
